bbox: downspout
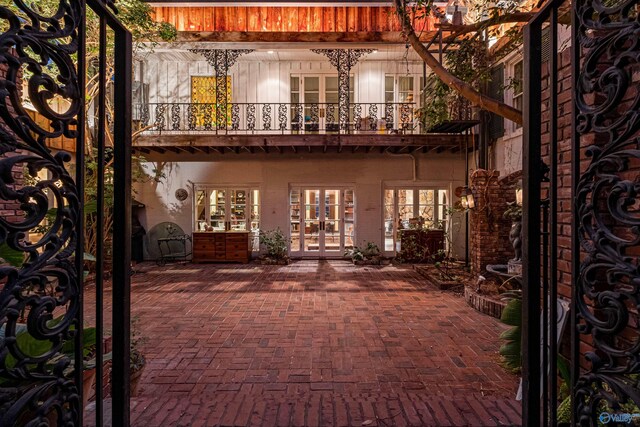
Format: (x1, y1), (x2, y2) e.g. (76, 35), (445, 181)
(385, 149), (417, 181)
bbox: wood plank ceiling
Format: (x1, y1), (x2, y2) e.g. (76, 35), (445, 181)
(151, 6), (434, 35)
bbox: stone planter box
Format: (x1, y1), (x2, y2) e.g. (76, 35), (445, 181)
(464, 287), (508, 319)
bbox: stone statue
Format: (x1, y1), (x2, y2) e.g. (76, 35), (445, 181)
(509, 220), (522, 262)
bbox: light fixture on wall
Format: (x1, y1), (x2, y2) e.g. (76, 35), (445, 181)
(460, 186), (475, 209)
(515, 179), (523, 206)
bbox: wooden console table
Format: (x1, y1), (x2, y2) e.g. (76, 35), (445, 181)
(192, 231), (251, 263)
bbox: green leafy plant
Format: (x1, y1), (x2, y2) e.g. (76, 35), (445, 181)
(259, 228), (290, 260)
(344, 242), (381, 262)
(499, 292), (522, 371)
(503, 201), (523, 222)
(0, 243), (24, 267)
(130, 316), (146, 372)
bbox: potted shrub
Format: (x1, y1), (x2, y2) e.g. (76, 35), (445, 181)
(258, 228), (291, 265)
(344, 242), (382, 265)
(129, 316), (146, 396)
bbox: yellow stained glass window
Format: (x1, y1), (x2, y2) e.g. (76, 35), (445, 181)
(191, 76), (232, 126)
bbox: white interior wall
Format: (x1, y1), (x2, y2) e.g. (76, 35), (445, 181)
(134, 152), (467, 260)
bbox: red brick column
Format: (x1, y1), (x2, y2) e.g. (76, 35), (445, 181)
(469, 169), (522, 276)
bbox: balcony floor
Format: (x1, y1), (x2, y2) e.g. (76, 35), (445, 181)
(134, 133), (475, 155)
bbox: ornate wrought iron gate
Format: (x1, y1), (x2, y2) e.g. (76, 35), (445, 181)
(0, 0), (131, 425)
(523, 0), (639, 425)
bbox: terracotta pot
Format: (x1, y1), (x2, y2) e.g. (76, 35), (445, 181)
(130, 364), (146, 397)
(83, 368), (97, 409)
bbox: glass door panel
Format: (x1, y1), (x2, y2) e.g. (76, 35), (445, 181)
(304, 189), (320, 252)
(324, 77), (339, 131)
(290, 190), (301, 252)
(384, 189), (395, 251)
(303, 77), (320, 133)
(209, 189), (226, 231)
(419, 189), (435, 228)
(397, 189), (415, 230)
(230, 189), (247, 231)
(196, 190), (207, 231)
(324, 189), (340, 253)
(344, 189), (355, 250)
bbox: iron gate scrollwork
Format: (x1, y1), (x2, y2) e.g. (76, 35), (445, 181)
(523, 0), (640, 425)
(573, 0), (640, 424)
(0, 1), (85, 425)
(0, 0), (132, 425)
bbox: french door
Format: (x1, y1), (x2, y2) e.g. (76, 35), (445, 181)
(290, 188), (354, 257)
(291, 75), (353, 132)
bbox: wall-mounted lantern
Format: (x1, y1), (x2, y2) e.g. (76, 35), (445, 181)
(515, 179), (523, 206)
(460, 186), (475, 209)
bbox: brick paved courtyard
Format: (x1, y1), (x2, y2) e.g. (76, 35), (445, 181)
(86, 260), (521, 426)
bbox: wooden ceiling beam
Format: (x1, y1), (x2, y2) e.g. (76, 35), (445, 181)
(137, 134), (471, 147)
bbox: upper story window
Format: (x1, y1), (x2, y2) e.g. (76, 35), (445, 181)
(385, 75), (415, 103)
(511, 60), (523, 130)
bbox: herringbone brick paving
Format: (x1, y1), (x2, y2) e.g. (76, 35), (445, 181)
(85, 261), (521, 426)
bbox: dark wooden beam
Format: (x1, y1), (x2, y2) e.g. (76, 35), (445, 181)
(137, 133), (469, 148)
(192, 146), (209, 154)
(176, 31), (438, 44)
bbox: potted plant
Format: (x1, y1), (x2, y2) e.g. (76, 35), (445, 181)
(344, 242), (382, 265)
(129, 316), (146, 397)
(258, 228), (291, 265)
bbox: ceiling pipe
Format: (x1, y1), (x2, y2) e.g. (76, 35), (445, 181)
(385, 149), (417, 181)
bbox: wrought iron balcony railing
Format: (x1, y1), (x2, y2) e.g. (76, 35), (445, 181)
(134, 102), (420, 135)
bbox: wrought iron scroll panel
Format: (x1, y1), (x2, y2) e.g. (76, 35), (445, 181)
(572, 0), (640, 425)
(0, 0), (132, 426)
(311, 49), (373, 131)
(523, 0), (640, 425)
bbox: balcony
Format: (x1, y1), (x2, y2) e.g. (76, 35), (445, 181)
(133, 102), (476, 154)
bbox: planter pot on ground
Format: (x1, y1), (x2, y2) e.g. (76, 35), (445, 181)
(83, 368), (97, 409)
(130, 364), (145, 397)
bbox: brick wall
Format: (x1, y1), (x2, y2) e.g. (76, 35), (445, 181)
(469, 169), (522, 276)
(0, 56), (25, 225)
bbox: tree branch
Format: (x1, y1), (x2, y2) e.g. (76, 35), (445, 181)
(440, 12), (536, 43)
(395, 0), (523, 125)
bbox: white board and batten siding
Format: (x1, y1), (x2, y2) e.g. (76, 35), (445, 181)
(142, 58), (426, 105)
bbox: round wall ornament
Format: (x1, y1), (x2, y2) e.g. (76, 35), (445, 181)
(175, 188), (188, 201)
